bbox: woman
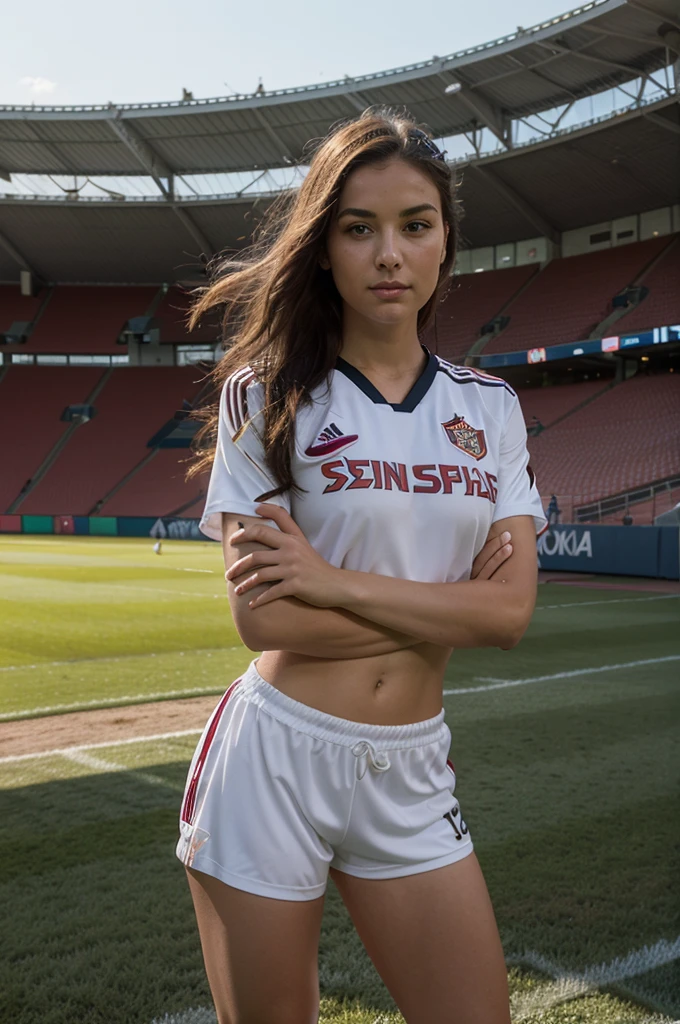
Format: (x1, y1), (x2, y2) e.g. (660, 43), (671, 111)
(176, 108), (548, 1024)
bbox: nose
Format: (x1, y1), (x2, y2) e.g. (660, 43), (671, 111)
(375, 229), (402, 271)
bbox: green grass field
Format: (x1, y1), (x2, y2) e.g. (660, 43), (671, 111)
(1, 535), (678, 1024)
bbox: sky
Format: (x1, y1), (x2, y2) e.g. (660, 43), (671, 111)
(4, 0), (588, 107)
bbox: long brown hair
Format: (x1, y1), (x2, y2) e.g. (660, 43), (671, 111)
(185, 106), (461, 503)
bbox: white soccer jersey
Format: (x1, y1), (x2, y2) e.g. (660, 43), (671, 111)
(199, 345), (548, 583)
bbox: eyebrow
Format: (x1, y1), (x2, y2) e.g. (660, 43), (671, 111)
(336, 203), (438, 220)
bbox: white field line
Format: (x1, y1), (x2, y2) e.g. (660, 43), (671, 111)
(0, 593), (675, 702)
(150, 1009), (217, 1024)
(0, 682), (238, 721)
(0, 729), (203, 765)
(1, 573), (222, 601)
(107, 582), (225, 599)
(0, 646), (240, 673)
(4, 652), (678, 732)
(61, 749), (184, 791)
(443, 655), (680, 695)
(507, 935), (680, 1021)
(126, 586), (677, 606)
(148, 937), (680, 1024)
(2, 653), (678, 764)
(538, 594), (679, 610)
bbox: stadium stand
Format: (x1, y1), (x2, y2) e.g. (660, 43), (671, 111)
(16, 367), (205, 515)
(526, 371), (680, 506)
(3, 235), (674, 362)
(22, 285), (159, 353)
(155, 286), (221, 345)
(515, 380), (615, 430)
(0, 285), (43, 339)
(0, 283), (222, 353)
(99, 448), (208, 518)
(180, 494), (208, 518)
(0, 366), (106, 512)
(482, 235), (674, 355)
(427, 264), (539, 361)
(612, 233), (680, 335)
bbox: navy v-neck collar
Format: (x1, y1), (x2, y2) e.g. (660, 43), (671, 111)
(334, 344), (438, 413)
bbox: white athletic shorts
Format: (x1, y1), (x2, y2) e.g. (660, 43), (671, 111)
(175, 658), (473, 901)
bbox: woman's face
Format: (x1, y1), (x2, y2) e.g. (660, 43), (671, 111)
(323, 156), (448, 329)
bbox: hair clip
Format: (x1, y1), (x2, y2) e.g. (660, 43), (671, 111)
(408, 128), (447, 163)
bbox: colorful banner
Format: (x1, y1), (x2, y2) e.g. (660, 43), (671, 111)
(480, 321), (680, 368)
(537, 524), (678, 579)
(1, 516), (676, 579)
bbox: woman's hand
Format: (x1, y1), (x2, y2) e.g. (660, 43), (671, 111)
(225, 503), (345, 609)
(227, 504), (513, 608)
(470, 529), (513, 581)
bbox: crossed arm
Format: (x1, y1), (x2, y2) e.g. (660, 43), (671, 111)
(221, 509), (538, 658)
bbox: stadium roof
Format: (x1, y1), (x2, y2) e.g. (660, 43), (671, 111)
(0, 0), (677, 285)
(1, 0), (678, 178)
(1, 93), (676, 285)
(454, 93), (679, 247)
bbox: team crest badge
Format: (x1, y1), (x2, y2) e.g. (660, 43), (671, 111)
(442, 416), (487, 460)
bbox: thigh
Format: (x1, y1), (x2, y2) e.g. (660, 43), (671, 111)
(329, 852), (511, 1024)
(185, 866), (325, 1024)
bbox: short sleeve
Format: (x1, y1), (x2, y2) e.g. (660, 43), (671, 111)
(491, 391), (548, 537)
(198, 372), (291, 542)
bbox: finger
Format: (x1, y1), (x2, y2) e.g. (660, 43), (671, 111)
(248, 581), (290, 608)
(230, 523), (284, 548)
(225, 550), (278, 581)
(472, 543), (511, 580)
(476, 544), (513, 580)
(472, 532), (511, 576)
(233, 566), (287, 595)
(255, 504), (305, 538)
(471, 544), (493, 577)
(471, 536), (504, 577)
(233, 574), (256, 595)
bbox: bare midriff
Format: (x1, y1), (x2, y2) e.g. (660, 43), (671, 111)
(255, 642), (452, 726)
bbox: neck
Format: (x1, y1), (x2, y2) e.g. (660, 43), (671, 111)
(338, 308), (424, 376)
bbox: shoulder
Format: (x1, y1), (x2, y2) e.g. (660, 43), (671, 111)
(221, 365), (263, 436)
(434, 354), (517, 399)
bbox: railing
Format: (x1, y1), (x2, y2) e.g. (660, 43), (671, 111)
(1, 352), (130, 366)
(542, 479), (680, 526)
(0, 345), (217, 367)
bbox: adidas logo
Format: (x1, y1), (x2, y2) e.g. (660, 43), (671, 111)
(305, 421), (359, 458)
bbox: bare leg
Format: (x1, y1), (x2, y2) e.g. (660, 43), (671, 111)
(185, 866), (325, 1024)
(329, 852), (511, 1024)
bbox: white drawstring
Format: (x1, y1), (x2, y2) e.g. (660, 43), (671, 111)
(351, 740), (391, 780)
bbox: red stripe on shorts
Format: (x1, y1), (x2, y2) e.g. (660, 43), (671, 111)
(180, 678), (242, 826)
(446, 757), (456, 776)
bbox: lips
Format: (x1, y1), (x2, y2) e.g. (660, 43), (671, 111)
(370, 282), (410, 298)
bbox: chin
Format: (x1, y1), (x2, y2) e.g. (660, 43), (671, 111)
(367, 311), (412, 328)
(362, 301), (416, 322)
